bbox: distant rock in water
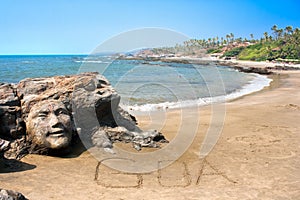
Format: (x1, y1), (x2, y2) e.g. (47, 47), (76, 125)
(0, 72), (167, 158)
(232, 66), (272, 75)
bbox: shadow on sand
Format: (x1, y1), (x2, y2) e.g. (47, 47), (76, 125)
(0, 157), (36, 173)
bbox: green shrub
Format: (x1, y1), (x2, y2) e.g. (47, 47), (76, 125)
(222, 46), (245, 57)
(207, 48), (222, 54)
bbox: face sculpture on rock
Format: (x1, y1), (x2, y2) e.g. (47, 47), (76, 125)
(26, 100), (73, 150)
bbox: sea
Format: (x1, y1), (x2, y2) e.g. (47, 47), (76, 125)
(0, 55), (271, 111)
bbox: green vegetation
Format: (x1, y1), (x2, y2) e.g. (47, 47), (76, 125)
(238, 43), (271, 61)
(237, 26), (300, 61)
(139, 25), (300, 63)
(222, 46), (245, 58)
(207, 48), (222, 54)
(218, 25), (300, 62)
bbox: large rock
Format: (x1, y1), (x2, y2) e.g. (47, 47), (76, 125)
(0, 189), (28, 200)
(0, 72), (167, 158)
(0, 84), (25, 140)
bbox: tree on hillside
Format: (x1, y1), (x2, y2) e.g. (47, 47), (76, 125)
(285, 25), (293, 35)
(208, 38), (212, 47)
(277, 29), (283, 39)
(226, 34), (230, 44)
(230, 33), (234, 43)
(250, 33), (254, 40)
(271, 24), (278, 40)
(212, 37), (216, 46)
(284, 25), (293, 39)
(269, 36), (273, 41)
(153, 24), (300, 61)
(264, 32), (268, 42)
(236, 37), (242, 43)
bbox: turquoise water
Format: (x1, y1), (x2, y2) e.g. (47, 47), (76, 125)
(0, 55), (83, 83)
(0, 55), (270, 111)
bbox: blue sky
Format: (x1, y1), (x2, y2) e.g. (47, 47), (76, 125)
(0, 0), (300, 54)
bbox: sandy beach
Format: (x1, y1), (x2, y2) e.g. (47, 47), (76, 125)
(1, 63), (300, 199)
(162, 56), (300, 70)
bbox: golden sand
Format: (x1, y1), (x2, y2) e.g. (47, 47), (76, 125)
(1, 68), (299, 199)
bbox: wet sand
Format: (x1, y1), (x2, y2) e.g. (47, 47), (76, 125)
(1, 69), (300, 199)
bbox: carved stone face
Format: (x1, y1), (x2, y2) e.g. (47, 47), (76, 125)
(26, 100), (72, 149)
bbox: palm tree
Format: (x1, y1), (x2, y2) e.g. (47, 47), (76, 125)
(285, 26), (293, 35)
(269, 36), (273, 41)
(226, 34), (230, 44)
(271, 25), (277, 31)
(278, 29), (283, 39)
(208, 38), (212, 47)
(202, 39), (208, 48)
(202, 39), (207, 48)
(271, 25), (278, 40)
(230, 33), (234, 42)
(264, 32), (268, 42)
(250, 33), (254, 41)
(236, 37), (242, 43)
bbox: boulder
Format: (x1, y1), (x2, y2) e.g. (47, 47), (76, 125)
(0, 84), (25, 140)
(0, 189), (28, 200)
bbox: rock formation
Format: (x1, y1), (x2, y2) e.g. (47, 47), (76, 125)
(0, 72), (167, 158)
(0, 188), (28, 200)
(232, 66), (272, 75)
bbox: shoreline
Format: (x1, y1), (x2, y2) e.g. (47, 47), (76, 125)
(120, 55), (300, 73)
(124, 72), (272, 113)
(121, 57), (275, 113)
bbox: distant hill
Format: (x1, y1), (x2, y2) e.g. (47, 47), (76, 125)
(134, 25), (300, 63)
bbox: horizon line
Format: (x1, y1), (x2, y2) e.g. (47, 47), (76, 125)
(0, 53), (90, 56)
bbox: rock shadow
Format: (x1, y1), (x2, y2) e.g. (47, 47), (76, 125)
(0, 157), (36, 173)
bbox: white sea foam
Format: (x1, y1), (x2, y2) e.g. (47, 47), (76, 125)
(21, 61), (35, 64)
(74, 60), (111, 64)
(122, 74), (272, 112)
(224, 73), (271, 101)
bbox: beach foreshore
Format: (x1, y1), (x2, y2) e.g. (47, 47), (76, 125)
(124, 55), (300, 71)
(1, 60), (300, 199)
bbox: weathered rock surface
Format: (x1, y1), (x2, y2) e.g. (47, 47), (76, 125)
(0, 84), (25, 140)
(0, 189), (28, 200)
(0, 72), (167, 158)
(228, 66), (272, 75)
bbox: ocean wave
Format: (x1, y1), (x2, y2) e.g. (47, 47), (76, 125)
(224, 73), (271, 100)
(21, 61), (36, 64)
(121, 74), (272, 112)
(74, 60), (111, 64)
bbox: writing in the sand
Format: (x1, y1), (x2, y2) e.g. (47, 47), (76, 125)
(94, 158), (237, 188)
